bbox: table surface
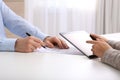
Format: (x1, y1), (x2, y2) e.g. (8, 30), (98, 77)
(0, 52), (119, 80)
(0, 32), (120, 80)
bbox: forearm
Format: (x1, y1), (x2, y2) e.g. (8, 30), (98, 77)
(107, 40), (120, 50)
(0, 38), (17, 51)
(101, 48), (120, 70)
(2, 1), (48, 40)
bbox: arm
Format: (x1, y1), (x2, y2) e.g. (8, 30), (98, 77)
(1, 1), (48, 40)
(0, 1), (48, 51)
(107, 40), (120, 50)
(87, 39), (120, 70)
(0, 1), (69, 52)
(101, 49), (120, 70)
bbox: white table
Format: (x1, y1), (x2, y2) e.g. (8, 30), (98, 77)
(1, 32), (120, 80)
(0, 51), (119, 80)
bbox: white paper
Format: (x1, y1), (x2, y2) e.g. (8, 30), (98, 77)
(34, 46), (82, 55)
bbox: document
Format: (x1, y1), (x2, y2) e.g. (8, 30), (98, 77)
(59, 31), (98, 59)
(35, 46), (82, 55)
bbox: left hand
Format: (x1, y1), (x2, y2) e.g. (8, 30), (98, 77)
(86, 39), (112, 57)
(43, 36), (69, 49)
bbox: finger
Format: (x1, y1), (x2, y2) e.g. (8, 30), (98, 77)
(31, 37), (46, 47)
(30, 36), (43, 43)
(31, 41), (42, 49)
(30, 45), (36, 51)
(60, 39), (69, 49)
(45, 41), (54, 48)
(86, 40), (97, 44)
(96, 38), (105, 42)
(91, 46), (96, 56)
(90, 33), (100, 39)
(91, 48), (95, 55)
(27, 37), (43, 49)
(55, 38), (64, 49)
(25, 38), (37, 52)
(92, 45), (94, 48)
(26, 45), (36, 52)
(53, 38), (63, 49)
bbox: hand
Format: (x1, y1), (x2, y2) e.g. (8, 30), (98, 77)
(15, 36), (45, 53)
(86, 39), (112, 57)
(90, 33), (108, 42)
(43, 36), (69, 49)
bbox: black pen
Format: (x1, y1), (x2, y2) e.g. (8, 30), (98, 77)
(26, 32), (46, 48)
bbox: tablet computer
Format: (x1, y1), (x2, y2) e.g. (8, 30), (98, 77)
(59, 31), (98, 59)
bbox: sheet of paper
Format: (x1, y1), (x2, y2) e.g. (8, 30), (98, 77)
(34, 46), (82, 55)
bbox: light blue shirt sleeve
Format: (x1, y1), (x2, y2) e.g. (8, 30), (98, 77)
(0, 38), (17, 51)
(0, 1), (48, 51)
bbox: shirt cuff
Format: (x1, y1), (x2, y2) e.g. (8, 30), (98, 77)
(0, 38), (17, 51)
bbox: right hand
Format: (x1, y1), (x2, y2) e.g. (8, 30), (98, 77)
(87, 39), (112, 57)
(15, 36), (45, 53)
(90, 33), (108, 42)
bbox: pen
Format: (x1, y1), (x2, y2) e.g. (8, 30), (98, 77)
(26, 32), (46, 48)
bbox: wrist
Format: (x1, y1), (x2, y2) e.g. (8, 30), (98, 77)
(15, 38), (21, 51)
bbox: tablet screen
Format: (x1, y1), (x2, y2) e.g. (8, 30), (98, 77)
(60, 31), (97, 59)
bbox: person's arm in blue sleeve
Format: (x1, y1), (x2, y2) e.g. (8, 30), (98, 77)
(0, 1), (48, 52)
(0, 1), (69, 52)
(1, 1), (48, 40)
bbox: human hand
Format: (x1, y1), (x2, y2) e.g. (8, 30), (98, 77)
(90, 33), (108, 42)
(15, 36), (45, 53)
(43, 36), (69, 49)
(86, 39), (112, 57)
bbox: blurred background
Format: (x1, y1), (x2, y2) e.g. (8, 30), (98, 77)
(4, 0), (120, 37)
